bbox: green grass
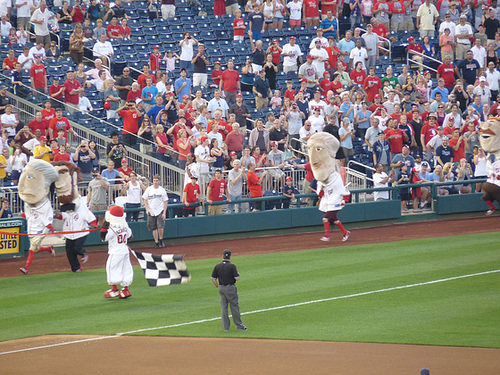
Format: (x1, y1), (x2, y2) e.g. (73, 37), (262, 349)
(1, 232), (500, 348)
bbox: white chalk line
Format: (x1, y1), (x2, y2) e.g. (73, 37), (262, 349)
(1, 269), (498, 356)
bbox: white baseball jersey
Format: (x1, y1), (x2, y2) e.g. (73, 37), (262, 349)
(61, 198), (96, 240)
(486, 158), (500, 188)
(317, 172), (350, 212)
(25, 198), (53, 234)
(105, 224), (132, 255)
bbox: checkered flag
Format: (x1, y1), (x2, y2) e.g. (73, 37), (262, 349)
(131, 250), (191, 287)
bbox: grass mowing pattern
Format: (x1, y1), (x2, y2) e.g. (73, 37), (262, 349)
(1, 232), (499, 348)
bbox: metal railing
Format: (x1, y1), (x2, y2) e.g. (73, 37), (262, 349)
(359, 27), (392, 59)
(407, 50), (442, 73)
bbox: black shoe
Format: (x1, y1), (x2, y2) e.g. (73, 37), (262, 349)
(237, 325), (248, 331)
(160, 240), (165, 248)
(155, 242), (160, 248)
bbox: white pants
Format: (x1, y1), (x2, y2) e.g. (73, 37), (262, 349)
(193, 73), (208, 87)
(106, 252), (133, 287)
(161, 4), (175, 19)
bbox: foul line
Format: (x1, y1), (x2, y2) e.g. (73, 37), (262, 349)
(1, 269), (498, 356)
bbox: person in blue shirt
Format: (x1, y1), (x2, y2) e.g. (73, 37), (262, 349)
(146, 95), (165, 125)
(320, 10), (338, 41)
(248, 2), (264, 41)
(430, 78), (449, 103)
(373, 131), (391, 169)
(337, 30), (355, 65)
(281, 176), (296, 209)
(101, 160), (126, 184)
(141, 76), (158, 112)
(174, 68), (192, 102)
(339, 92), (354, 122)
(455, 51), (481, 86)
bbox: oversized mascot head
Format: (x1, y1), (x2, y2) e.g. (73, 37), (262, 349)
(105, 205), (126, 226)
(479, 117), (500, 157)
(18, 159), (59, 205)
(52, 161), (82, 207)
(307, 132), (340, 183)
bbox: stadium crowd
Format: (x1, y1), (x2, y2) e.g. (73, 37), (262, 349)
(0, 0), (494, 217)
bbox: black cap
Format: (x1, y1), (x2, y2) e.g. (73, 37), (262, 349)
(223, 249), (231, 259)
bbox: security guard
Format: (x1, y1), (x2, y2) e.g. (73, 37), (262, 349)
(211, 249), (248, 331)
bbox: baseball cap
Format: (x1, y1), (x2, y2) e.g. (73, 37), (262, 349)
(448, 117), (455, 123)
(214, 61), (221, 65)
(307, 54), (314, 59)
(374, 94), (381, 99)
(191, 172), (198, 179)
(286, 176), (293, 181)
(40, 136), (47, 141)
(182, 94), (189, 99)
(314, 39), (321, 43)
(200, 135), (208, 142)
(230, 151), (237, 156)
(136, 98), (143, 105)
(408, 36), (415, 42)
(272, 39), (278, 43)
(428, 112), (437, 118)
(121, 158), (128, 163)
(236, 93), (243, 97)
(180, 68), (187, 72)
(480, 76), (487, 82)
(460, 14), (467, 19)
(270, 141), (277, 147)
(223, 249), (231, 259)
(67, 67), (74, 73)
(421, 161), (429, 167)
(289, 36), (296, 40)
(153, 45), (160, 49)
(300, 78), (307, 82)
(424, 70), (431, 75)
(323, 71), (330, 77)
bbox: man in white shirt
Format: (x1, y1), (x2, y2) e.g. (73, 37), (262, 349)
(194, 135), (213, 196)
(206, 89), (229, 119)
(349, 39), (369, 71)
(15, 0), (33, 29)
(438, 12), (456, 38)
(308, 90), (327, 118)
(0, 15), (12, 38)
(142, 174), (168, 248)
(1, 104), (18, 137)
(281, 36), (302, 74)
(308, 29), (328, 50)
(486, 60), (500, 101)
(309, 39), (329, 77)
(28, 41), (46, 62)
(473, 76), (491, 105)
(0, 0), (11, 19)
(30, 0), (52, 49)
(454, 15), (474, 60)
(470, 38), (487, 69)
(373, 163), (394, 200)
(93, 34), (114, 66)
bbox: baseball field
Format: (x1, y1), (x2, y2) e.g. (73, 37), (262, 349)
(0, 216), (499, 374)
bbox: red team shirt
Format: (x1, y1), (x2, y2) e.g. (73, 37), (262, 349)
(437, 63), (456, 87)
(41, 108), (56, 123)
(449, 137), (466, 161)
(284, 89), (295, 101)
(208, 178), (228, 201)
(303, 0), (320, 17)
(384, 128), (405, 154)
(64, 79), (82, 104)
(421, 123), (438, 145)
(28, 119), (49, 136)
(233, 17), (245, 37)
(220, 70), (240, 92)
(107, 24), (124, 38)
(350, 69), (367, 85)
(49, 83), (63, 100)
(119, 110), (140, 135)
(364, 75), (382, 102)
(149, 53), (162, 71)
(183, 183), (200, 205)
(30, 63), (46, 89)
(49, 117), (72, 139)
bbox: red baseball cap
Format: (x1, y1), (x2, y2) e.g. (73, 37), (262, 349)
(374, 94), (381, 99)
(307, 54), (314, 59)
(182, 94), (189, 99)
(40, 136), (47, 141)
(230, 151), (237, 156)
(272, 39), (279, 43)
(200, 136), (208, 142)
(289, 36), (296, 40)
(153, 45), (160, 49)
(300, 78), (307, 83)
(323, 71), (330, 77)
(236, 93), (243, 97)
(286, 176), (293, 181)
(408, 36), (415, 42)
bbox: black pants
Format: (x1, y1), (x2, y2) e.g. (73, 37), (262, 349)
(125, 202), (141, 222)
(66, 236), (88, 272)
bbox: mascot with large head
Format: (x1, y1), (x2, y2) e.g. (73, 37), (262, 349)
(307, 132), (351, 242)
(479, 117), (500, 214)
(52, 161), (97, 272)
(18, 159), (59, 275)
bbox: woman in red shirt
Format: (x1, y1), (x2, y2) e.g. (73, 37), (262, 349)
(266, 40), (282, 66)
(155, 124), (171, 163)
(176, 128), (191, 169)
(246, 161), (268, 211)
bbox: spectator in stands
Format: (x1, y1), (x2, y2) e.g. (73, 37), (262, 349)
(362, 24), (379, 69)
(282, 36), (302, 74)
(30, 1), (52, 50)
(94, 19), (107, 40)
(121, 19), (131, 39)
(2, 49), (16, 71)
(93, 34), (114, 67)
(71, 0), (86, 23)
(69, 23), (85, 65)
(455, 15), (474, 60)
(175, 68), (192, 102)
(407, 36), (424, 71)
(18, 46), (32, 70)
(207, 89), (229, 119)
(320, 9), (338, 42)
(253, 70), (272, 111)
(436, 56), (455, 91)
(246, 161), (267, 211)
(30, 56), (47, 96)
(211, 61), (222, 88)
(191, 43), (209, 88)
(63, 68), (84, 113)
(337, 30), (355, 66)
(389, 0), (406, 32)
(107, 131), (127, 169)
(249, 38), (266, 73)
(373, 130), (391, 170)
(112, 0), (129, 20)
(232, 9), (245, 41)
(57, 1), (72, 25)
(161, 0), (176, 20)
(106, 16), (123, 39)
(227, 159), (244, 213)
(364, 67), (383, 103)
(49, 108), (77, 141)
(220, 59), (241, 105)
(101, 160), (126, 184)
(471, 38), (487, 69)
(229, 93), (250, 129)
(141, 76), (158, 112)
(416, 0), (439, 38)
(33, 135), (51, 162)
(455, 50), (481, 86)
(206, 168), (230, 215)
(373, 163), (394, 200)
(103, 79), (120, 119)
(298, 55), (318, 90)
(365, 117), (380, 151)
(439, 27), (455, 61)
(179, 31), (197, 72)
(117, 100), (141, 147)
(86, 58), (112, 80)
(45, 41), (60, 62)
(87, 0), (101, 22)
(225, 123), (244, 156)
(195, 136), (214, 195)
(373, 0), (390, 29)
(28, 112), (49, 137)
(114, 67), (133, 107)
(73, 140), (96, 183)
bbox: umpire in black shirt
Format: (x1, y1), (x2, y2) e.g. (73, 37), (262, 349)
(211, 249), (248, 331)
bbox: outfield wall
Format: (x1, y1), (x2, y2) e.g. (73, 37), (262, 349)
(0, 191), (493, 257)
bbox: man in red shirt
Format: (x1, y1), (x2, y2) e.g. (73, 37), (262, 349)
(225, 123), (244, 155)
(149, 45), (162, 72)
(137, 64), (156, 90)
(371, 18), (389, 38)
(449, 128), (468, 161)
(384, 119), (408, 156)
(364, 67), (383, 103)
(63, 69), (84, 112)
(420, 113), (439, 159)
(436, 56), (456, 90)
(70, 0), (86, 23)
(368, 94), (384, 112)
(407, 36), (424, 71)
(49, 77), (64, 108)
(28, 112), (49, 137)
(30, 56), (47, 95)
(246, 162), (268, 211)
(219, 59), (241, 105)
(326, 36), (340, 72)
(182, 174), (202, 217)
(117, 100), (142, 147)
(107, 17), (124, 39)
(206, 169), (231, 215)
(49, 108), (77, 140)
(350, 61), (367, 85)
(319, 71), (334, 95)
(41, 99), (56, 122)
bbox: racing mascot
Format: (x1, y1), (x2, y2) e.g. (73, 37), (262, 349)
(307, 132), (351, 242)
(100, 205), (133, 299)
(18, 159), (59, 275)
(53, 161), (97, 272)
(479, 117), (500, 215)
